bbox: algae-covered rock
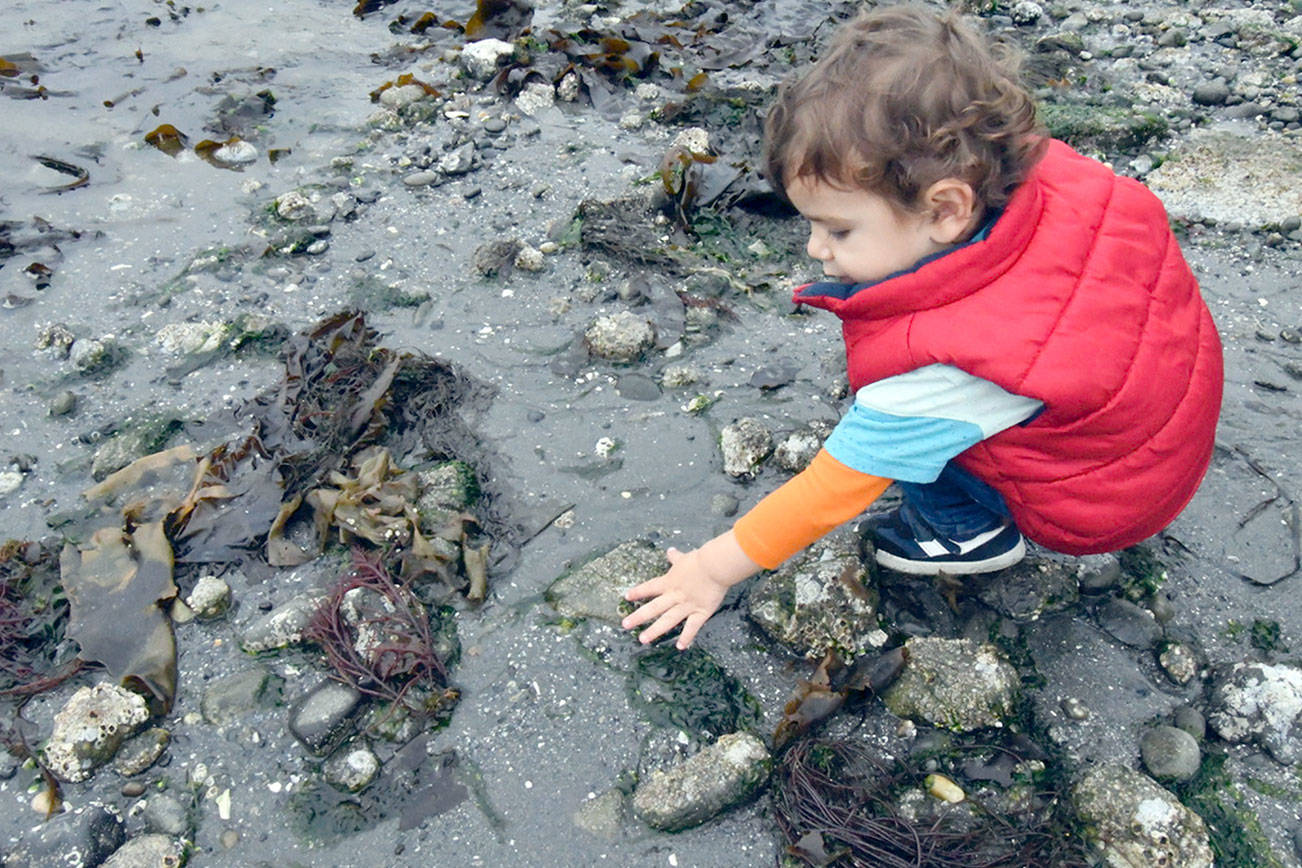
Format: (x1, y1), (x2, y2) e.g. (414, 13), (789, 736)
(547, 540), (664, 624)
(1072, 763), (1212, 868)
(1038, 102), (1168, 154)
(416, 461), (478, 512)
(1207, 661), (1302, 763)
(975, 556), (1080, 621)
(747, 530), (880, 660)
(44, 683), (151, 783)
(631, 732), (771, 831)
(882, 637), (1018, 732)
(1146, 128), (1302, 228)
(720, 417), (773, 480)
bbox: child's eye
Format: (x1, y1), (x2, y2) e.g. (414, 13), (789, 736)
(830, 229), (850, 240)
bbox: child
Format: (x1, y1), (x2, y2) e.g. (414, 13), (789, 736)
(622, 5), (1222, 649)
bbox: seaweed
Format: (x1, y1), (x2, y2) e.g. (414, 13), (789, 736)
(0, 540), (80, 698)
(772, 737), (1093, 867)
(626, 646), (760, 739)
(1174, 750), (1286, 868)
(303, 548), (457, 720)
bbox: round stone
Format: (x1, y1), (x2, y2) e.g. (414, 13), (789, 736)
(1140, 725), (1201, 782)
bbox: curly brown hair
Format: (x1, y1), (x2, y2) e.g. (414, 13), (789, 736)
(764, 4), (1045, 215)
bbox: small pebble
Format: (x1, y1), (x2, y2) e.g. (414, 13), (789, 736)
(403, 171), (440, 187)
(1062, 696), (1090, 720)
(121, 781), (147, 797)
(49, 390), (77, 416)
(221, 830), (240, 849)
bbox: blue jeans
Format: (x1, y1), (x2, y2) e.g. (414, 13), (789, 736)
(897, 463), (1012, 539)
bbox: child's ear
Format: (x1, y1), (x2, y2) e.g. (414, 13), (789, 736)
(922, 178), (979, 244)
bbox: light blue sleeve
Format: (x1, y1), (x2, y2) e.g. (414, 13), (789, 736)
(823, 364), (1043, 483)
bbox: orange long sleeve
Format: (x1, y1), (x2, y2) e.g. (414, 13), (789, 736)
(732, 449), (892, 569)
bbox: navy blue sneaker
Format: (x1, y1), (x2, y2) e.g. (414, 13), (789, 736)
(866, 508), (1025, 575)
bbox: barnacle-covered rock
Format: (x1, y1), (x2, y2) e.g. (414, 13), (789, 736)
(882, 637), (1018, 732)
(44, 683), (150, 783)
(1073, 764), (1212, 868)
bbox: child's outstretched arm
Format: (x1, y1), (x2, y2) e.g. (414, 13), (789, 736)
(623, 450), (892, 649)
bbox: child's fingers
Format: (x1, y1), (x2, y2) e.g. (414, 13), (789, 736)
(665, 546), (685, 564)
(676, 612), (709, 650)
(623, 575), (665, 602)
(636, 606), (687, 645)
(621, 592), (673, 630)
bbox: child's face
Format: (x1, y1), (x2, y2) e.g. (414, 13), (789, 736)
(786, 176), (947, 285)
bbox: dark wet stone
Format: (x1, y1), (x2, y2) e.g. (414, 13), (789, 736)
(102, 833), (183, 867)
(1140, 725), (1201, 782)
(113, 727), (170, 776)
(483, 116), (507, 133)
(141, 793), (190, 837)
(121, 781), (147, 797)
(289, 681), (363, 755)
(548, 539), (664, 624)
(0, 751), (17, 780)
(615, 373), (660, 401)
(1191, 80), (1230, 106)
(4, 802), (124, 868)
(49, 390), (77, 416)
(202, 667), (271, 725)
(1174, 706), (1206, 740)
(749, 362), (797, 391)
(1076, 552), (1122, 592)
(473, 238), (523, 278)
(462, 186), (482, 200)
(710, 493), (739, 517)
(403, 171), (440, 187)
(1224, 101), (1267, 119)
(977, 557), (1080, 620)
(354, 250), (376, 262)
(632, 732), (770, 831)
(1097, 598), (1162, 648)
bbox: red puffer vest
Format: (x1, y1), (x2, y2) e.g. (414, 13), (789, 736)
(795, 140), (1223, 554)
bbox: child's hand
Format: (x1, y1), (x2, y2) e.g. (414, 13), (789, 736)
(620, 530), (760, 650)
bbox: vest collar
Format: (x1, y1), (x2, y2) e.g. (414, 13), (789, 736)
(793, 145), (1051, 321)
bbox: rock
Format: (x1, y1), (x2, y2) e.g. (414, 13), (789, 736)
(719, 417), (773, 479)
(1157, 641), (1199, 685)
(201, 667), (271, 725)
(1096, 598), (1162, 649)
(1072, 764), (1212, 868)
(44, 683), (151, 783)
(1147, 128), (1302, 228)
(671, 126), (711, 155)
(661, 363), (703, 388)
(573, 789), (624, 838)
(324, 745), (380, 792)
(1076, 552), (1122, 592)
(213, 140), (257, 166)
(140, 794), (190, 837)
(747, 530), (880, 660)
(155, 321), (228, 355)
(710, 493), (739, 517)
(186, 575), (231, 619)
(1191, 79), (1231, 106)
(239, 594), (322, 653)
(379, 83), (429, 109)
(289, 681), (363, 755)
(473, 238), (524, 277)
(36, 322), (75, 358)
(514, 244), (545, 273)
(1010, 0), (1043, 25)
(403, 171), (440, 187)
(102, 833), (184, 868)
(0, 471), (22, 497)
(584, 312), (655, 363)
(882, 637), (1018, 732)
(772, 429), (821, 473)
(977, 557), (1080, 621)
(1140, 725), (1201, 782)
(2, 802), (124, 868)
(460, 38), (514, 80)
(1173, 706), (1206, 740)
(275, 190), (313, 221)
(113, 727), (170, 776)
(416, 461), (478, 512)
(547, 539), (664, 624)
(515, 81), (555, 116)
(70, 337), (109, 371)
(50, 390), (77, 416)
(437, 142), (476, 175)
(631, 732), (770, 831)
(1207, 662), (1302, 763)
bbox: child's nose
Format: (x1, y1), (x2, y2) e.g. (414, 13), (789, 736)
(806, 230), (829, 261)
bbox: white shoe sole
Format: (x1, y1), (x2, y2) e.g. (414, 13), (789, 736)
(875, 537), (1026, 575)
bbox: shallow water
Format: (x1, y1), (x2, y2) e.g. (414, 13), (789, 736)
(3, 0), (1302, 865)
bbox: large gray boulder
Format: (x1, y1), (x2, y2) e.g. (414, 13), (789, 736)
(1207, 662), (1302, 763)
(747, 530), (881, 660)
(632, 732), (771, 831)
(882, 637), (1018, 732)
(547, 540), (664, 624)
(1072, 764), (1212, 868)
